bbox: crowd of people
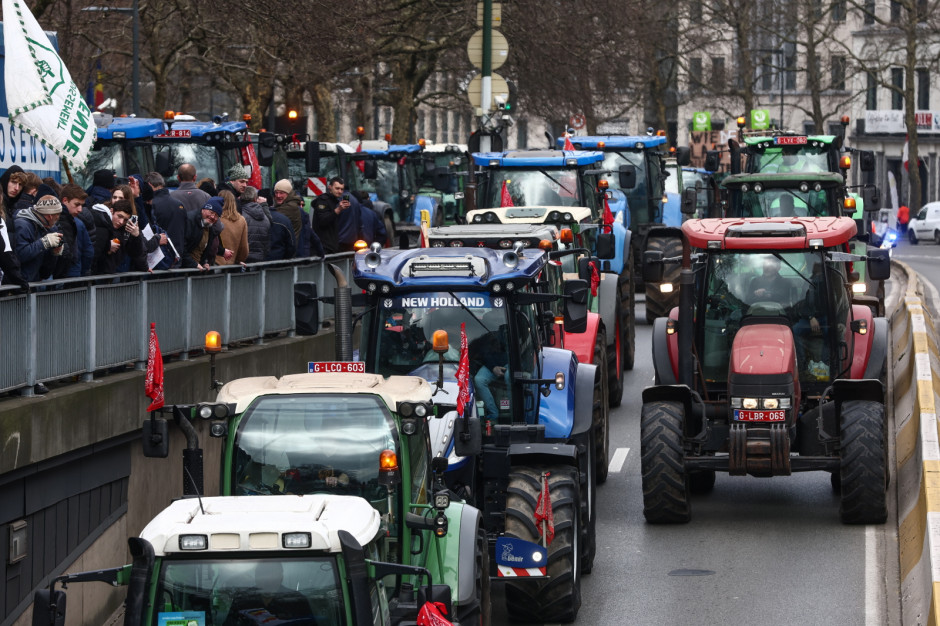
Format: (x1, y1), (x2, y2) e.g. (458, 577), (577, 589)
(0, 163), (387, 290)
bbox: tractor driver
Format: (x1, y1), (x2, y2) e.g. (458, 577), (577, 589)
(747, 256), (790, 304)
(470, 312), (510, 420)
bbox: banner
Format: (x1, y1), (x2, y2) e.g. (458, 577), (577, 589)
(750, 109), (770, 130)
(692, 112), (711, 131)
(2, 0), (96, 169)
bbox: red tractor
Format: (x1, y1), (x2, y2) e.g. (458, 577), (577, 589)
(641, 216), (892, 524)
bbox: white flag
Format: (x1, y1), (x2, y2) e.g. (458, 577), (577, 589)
(2, 0), (96, 169)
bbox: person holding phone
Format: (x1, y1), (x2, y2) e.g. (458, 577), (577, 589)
(89, 199), (144, 275)
(312, 176), (358, 255)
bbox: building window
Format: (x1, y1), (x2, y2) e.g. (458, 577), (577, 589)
(784, 45), (797, 90)
(890, 0), (901, 22)
(711, 56), (725, 91)
(831, 56), (846, 91)
(918, 69), (929, 109)
(866, 71), (878, 110)
(689, 57), (703, 94)
(864, 0), (875, 23)
(832, 0), (846, 21)
(761, 55), (774, 91)
(891, 68), (904, 110)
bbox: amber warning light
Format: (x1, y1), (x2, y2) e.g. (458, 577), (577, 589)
(308, 362), (366, 373)
(205, 331), (222, 353)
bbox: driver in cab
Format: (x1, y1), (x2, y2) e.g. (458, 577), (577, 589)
(747, 256), (790, 303)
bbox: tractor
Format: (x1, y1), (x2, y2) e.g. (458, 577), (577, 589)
(641, 216), (891, 524)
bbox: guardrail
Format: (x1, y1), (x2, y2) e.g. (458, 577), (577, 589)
(0, 253), (354, 395)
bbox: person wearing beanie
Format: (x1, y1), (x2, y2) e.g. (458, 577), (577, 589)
(273, 178), (303, 240)
(13, 195), (64, 282)
(86, 168), (116, 207)
(218, 163), (249, 213)
(181, 196), (225, 269)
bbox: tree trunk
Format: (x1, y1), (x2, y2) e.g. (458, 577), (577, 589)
(905, 32), (922, 213)
(312, 83), (336, 142)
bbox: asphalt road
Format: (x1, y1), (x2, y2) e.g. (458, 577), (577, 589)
(491, 290), (903, 625)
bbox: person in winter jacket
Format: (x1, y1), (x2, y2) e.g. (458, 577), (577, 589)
(182, 197), (225, 270)
(313, 176), (358, 254)
(241, 186), (271, 263)
(55, 184), (95, 277)
(218, 163), (248, 213)
(146, 172), (185, 268)
(14, 195), (65, 282)
(216, 191), (248, 265)
(91, 199), (144, 275)
(0, 211), (28, 289)
(267, 203), (296, 261)
(11, 172), (42, 222)
(1, 165), (24, 223)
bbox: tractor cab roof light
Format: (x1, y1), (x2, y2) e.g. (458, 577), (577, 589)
(809, 238), (824, 248)
(840, 155), (852, 169)
(566, 158), (578, 166)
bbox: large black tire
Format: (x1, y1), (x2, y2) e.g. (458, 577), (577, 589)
(620, 261), (636, 373)
(504, 466), (582, 623)
(384, 214), (396, 248)
(580, 428), (597, 575)
(839, 400), (888, 524)
(640, 401), (691, 523)
(644, 235), (682, 323)
(607, 294), (625, 408)
(456, 525), (492, 626)
(593, 329), (611, 484)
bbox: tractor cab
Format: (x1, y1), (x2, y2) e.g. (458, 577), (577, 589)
(720, 172), (851, 219)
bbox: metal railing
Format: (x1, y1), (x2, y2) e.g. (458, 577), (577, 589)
(0, 253), (354, 395)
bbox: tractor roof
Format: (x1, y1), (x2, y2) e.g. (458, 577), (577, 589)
(682, 217), (857, 250)
(721, 172), (846, 189)
(472, 150), (603, 167)
(93, 114), (165, 140)
(216, 373), (431, 413)
(428, 223), (558, 242)
(559, 135), (667, 150)
(156, 119), (248, 139)
(140, 495), (380, 557)
(465, 205), (593, 225)
(354, 246), (545, 291)
(744, 134), (839, 148)
(357, 142), (423, 156)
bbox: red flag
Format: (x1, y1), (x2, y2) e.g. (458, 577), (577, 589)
(500, 180), (514, 207)
(563, 132), (575, 151)
(534, 472), (555, 544)
(602, 195), (615, 233)
(417, 601), (453, 626)
(145, 323), (164, 412)
(590, 261), (600, 297)
(355, 141), (365, 173)
(456, 323), (470, 416)
(902, 135), (909, 171)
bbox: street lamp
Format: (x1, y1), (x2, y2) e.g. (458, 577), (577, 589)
(82, 0), (139, 116)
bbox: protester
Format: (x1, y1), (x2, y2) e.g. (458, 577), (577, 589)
(1, 165), (24, 222)
(91, 199), (144, 275)
(241, 186), (271, 263)
(14, 195), (64, 282)
(216, 190), (248, 265)
(182, 197), (224, 270)
(219, 164), (249, 212)
(0, 209), (28, 289)
(313, 176), (355, 254)
(171, 164), (211, 213)
(267, 199), (296, 261)
(55, 184), (95, 277)
(198, 178), (218, 197)
(147, 172), (185, 268)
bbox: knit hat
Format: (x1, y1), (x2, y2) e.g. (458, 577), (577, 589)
(203, 196), (224, 216)
(274, 179), (293, 194)
(92, 169), (116, 189)
(226, 163), (249, 181)
(132, 175), (154, 202)
(34, 195), (62, 214)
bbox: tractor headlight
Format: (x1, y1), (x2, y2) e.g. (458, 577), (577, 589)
(473, 214), (483, 223)
(659, 283), (674, 293)
(852, 282), (867, 294)
(742, 398), (758, 409)
(730, 397), (742, 408)
(179, 535), (208, 550)
(762, 398), (779, 410)
(778, 398), (792, 409)
(283, 532), (311, 549)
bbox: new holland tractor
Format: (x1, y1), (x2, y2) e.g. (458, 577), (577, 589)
(463, 149), (635, 405)
(142, 370), (490, 625)
(350, 244), (600, 622)
(32, 495), (459, 626)
(640, 216), (891, 524)
(560, 134), (691, 323)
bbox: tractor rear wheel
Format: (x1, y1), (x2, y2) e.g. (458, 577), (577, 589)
(456, 525), (492, 626)
(594, 329), (611, 484)
(839, 400), (888, 524)
(621, 262), (636, 373)
(644, 236), (682, 323)
(505, 466), (582, 623)
(641, 401), (691, 523)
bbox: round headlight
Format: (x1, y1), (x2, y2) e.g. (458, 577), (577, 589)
(415, 404), (428, 417)
(381, 284), (391, 294)
(198, 405), (213, 419)
(741, 183), (750, 193)
(492, 283), (502, 293)
(368, 282), (377, 292)
(753, 183), (763, 193)
(473, 214), (483, 223)
(485, 212), (496, 223)
(563, 212), (573, 221)
(799, 183), (809, 193)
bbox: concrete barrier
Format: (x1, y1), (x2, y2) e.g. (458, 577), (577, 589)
(894, 262), (940, 625)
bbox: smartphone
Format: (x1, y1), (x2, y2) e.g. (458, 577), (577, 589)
(129, 215), (138, 225)
(342, 192), (350, 202)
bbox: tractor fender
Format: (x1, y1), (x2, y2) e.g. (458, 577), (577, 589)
(607, 189), (630, 229)
(848, 304), (879, 379)
(595, 274), (619, 352)
(641, 384), (701, 432)
(563, 312), (601, 366)
(508, 442), (579, 468)
(573, 362), (598, 438)
(433, 502), (483, 607)
(538, 347), (579, 439)
(652, 316), (678, 385)
(829, 378), (884, 406)
(645, 225), (684, 246)
(863, 317), (889, 380)
(605, 219), (630, 275)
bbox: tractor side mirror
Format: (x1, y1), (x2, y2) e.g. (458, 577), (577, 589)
(596, 232), (615, 259)
(675, 146), (691, 166)
(867, 248), (891, 281)
(680, 188), (697, 215)
(577, 257), (600, 281)
(618, 164), (637, 189)
(363, 160), (378, 180)
(294, 282), (320, 336)
(728, 138), (742, 174)
(862, 185), (880, 211)
(704, 150), (720, 172)
(454, 418), (482, 457)
(32, 589), (66, 626)
(141, 418), (169, 458)
(563, 279), (589, 333)
(305, 142), (320, 174)
(858, 150), (875, 172)
(642, 250), (665, 283)
(257, 132), (277, 167)
(155, 151), (172, 178)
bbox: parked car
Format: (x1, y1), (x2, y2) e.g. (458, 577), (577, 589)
(909, 202), (940, 244)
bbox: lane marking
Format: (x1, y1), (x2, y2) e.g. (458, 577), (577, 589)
(609, 447), (629, 473)
(865, 525), (881, 625)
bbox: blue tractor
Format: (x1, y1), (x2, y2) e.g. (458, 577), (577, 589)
(464, 149), (635, 406)
(350, 244), (600, 622)
(560, 135), (693, 323)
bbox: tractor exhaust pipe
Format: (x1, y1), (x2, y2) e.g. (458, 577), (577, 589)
(328, 263), (354, 361)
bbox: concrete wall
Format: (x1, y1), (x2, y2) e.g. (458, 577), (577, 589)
(1, 330), (338, 625)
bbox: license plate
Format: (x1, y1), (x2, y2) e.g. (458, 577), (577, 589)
(774, 136), (807, 145)
(733, 409), (786, 422)
(308, 361), (365, 373)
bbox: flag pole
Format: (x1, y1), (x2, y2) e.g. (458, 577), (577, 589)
(61, 157), (74, 184)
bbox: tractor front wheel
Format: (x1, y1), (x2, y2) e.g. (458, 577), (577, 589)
(839, 400), (888, 524)
(505, 466), (582, 623)
(641, 401), (691, 523)
(594, 329), (611, 484)
(456, 525), (492, 626)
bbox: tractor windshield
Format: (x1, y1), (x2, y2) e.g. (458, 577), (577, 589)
(598, 150), (657, 226)
(356, 158), (412, 222)
(482, 168), (583, 208)
(155, 143), (219, 187)
(734, 187), (833, 218)
(231, 394), (398, 510)
(750, 144), (830, 173)
(700, 250), (850, 384)
(72, 141), (154, 188)
(152, 556), (348, 625)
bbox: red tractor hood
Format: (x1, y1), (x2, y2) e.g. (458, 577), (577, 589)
(730, 324), (798, 377)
